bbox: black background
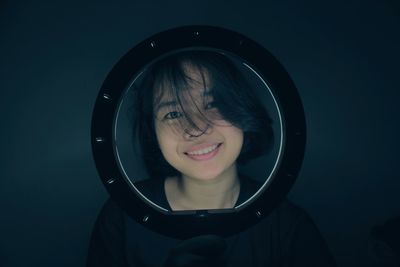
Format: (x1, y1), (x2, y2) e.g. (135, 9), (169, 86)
(1, 1), (399, 266)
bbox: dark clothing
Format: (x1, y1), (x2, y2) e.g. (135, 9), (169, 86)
(133, 175), (262, 210)
(87, 178), (336, 267)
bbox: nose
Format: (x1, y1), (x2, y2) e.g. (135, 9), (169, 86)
(183, 124), (212, 139)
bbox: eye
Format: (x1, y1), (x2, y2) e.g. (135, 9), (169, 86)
(163, 111), (182, 120)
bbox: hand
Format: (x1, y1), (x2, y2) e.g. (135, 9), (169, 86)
(164, 235), (227, 267)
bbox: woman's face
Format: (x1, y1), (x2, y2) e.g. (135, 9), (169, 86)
(153, 65), (244, 181)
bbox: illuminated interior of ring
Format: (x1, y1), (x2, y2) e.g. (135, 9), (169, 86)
(113, 50), (285, 213)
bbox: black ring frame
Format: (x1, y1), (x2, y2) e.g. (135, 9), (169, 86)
(91, 25), (306, 239)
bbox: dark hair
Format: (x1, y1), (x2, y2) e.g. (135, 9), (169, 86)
(132, 50), (273, 179)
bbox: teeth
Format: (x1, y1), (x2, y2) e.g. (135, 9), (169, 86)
(187, 144), (218, 156)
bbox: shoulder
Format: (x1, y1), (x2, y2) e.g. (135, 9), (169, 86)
(269, 199), (336, 266)
(238, 175), (316, 235)
(92, 198), (126, 234)
(246, 199), (336, 266)
(250, 198), (310, 235)
(87, 198), (128, 266)
(262, 199), (325, 239)
(273, 199), (310, 225)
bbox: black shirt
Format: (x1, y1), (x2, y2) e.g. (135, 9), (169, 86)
(87, 178), (336, 267)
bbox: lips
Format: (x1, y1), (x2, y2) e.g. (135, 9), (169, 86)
(184, 143), (222, 161)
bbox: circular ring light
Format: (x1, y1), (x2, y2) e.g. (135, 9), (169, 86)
(91, 25), (306, 239)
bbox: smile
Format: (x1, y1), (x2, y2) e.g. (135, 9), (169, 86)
(187, 144), (219, 155)
(184, 143), (222, 160)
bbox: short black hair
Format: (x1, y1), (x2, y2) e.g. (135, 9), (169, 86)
(132, 50), (273, 179)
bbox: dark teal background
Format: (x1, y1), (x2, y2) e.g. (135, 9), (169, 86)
(1, 1), (399, 266)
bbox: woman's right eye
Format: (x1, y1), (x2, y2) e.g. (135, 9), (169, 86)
(163, 111), (182, 120)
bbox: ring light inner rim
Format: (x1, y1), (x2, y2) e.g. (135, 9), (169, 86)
(112, 49), (285, 213)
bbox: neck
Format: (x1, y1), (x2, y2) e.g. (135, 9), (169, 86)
(166, 164), (241, 210)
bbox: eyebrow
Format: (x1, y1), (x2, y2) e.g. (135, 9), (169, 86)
(155, 100), (177, 113)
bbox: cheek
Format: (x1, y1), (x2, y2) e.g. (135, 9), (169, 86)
(155, 125), (180, 158)
(228, 126), (244, 145)
(229, 129), (244, 155)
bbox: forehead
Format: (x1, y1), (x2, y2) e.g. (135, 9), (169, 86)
(154, 63), (213, 107)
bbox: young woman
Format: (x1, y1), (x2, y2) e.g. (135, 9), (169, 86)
(87, 51), (336, 267)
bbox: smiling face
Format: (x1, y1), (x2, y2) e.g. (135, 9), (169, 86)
(153, 64), (244, 181)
